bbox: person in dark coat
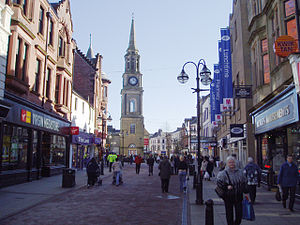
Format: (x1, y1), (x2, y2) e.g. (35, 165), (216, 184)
(86, 157), (100, 188)
(159, 156), (172, 193)
(277, 155), (300, 211)
(243, 157), (261, 203)
(174, 155), (179, 175)
(206, 157), (214, 181)
(147, 154), (155, 176)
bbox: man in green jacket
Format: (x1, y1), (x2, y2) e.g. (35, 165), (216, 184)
(108, 153), (117, 172)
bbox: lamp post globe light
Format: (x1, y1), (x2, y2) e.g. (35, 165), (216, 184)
(177, 59), (212, 205)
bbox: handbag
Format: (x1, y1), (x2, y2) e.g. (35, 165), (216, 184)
(204, 171), (210, 179)
(215, 171), (232, 199)
(242, 197), (255, 221)
(95, 168), (100, 177)
(275, 188), (282, 201)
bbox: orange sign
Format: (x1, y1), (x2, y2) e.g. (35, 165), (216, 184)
(274, 35), (298, 57)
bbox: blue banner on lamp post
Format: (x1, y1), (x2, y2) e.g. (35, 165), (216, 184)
(220, 28), (233, 107)
(210, 69), (216, 123)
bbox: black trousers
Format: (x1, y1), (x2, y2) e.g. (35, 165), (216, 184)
(224, 200), (242, 225)
(136, 164), (141, 174)
(282, 186), (296, 209)
(109, 162), (113, 172)
(161, 178), (170, 192)
(248, 185), (257, 203)
(87, 173), (97, 186)
(148, 165), (153, 175)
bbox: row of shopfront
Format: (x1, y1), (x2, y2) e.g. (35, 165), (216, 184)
(0, 93), (102, 188)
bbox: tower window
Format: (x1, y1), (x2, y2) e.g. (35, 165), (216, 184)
(130, 124), (136, 134)
(130, 99), (136, 112)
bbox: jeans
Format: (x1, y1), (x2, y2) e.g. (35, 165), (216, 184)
(224, 200), (243, 225)
(179, 171), (187, 192)
(115, 171), (120, 185)
(282, 186), (296, 209)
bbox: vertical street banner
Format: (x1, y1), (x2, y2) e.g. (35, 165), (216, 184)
(220, 28), (233, 108)
(215, 42), (223, 122)
(210, 65), (217, 123)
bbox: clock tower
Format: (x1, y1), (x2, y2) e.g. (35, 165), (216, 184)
(120, 18), (145, 156)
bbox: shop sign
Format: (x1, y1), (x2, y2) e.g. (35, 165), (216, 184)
(144, 138), (149, 146)
(230, 124), (244, 138)
(72, 133), (92, 145)
(20, 109), (60, 132)
(70, 126), (79, 135)
(253, 88), (299, 134)
(234, 86), (252, 98)
(274, 35), (298, 58)
(94, 138), (101, 145)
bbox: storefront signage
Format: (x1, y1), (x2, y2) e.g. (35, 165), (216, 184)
(234, 86), (252, 98)
(144, 138), (149, 146)
(20, 109), (60, 131)
(253, 88), (299, 134)
(72, 132), (93, 145)
(94, 138), (101, 145)
(275, 35), (298, 58)
(230, 124), (244, 138)
(70, 126), (79, 135)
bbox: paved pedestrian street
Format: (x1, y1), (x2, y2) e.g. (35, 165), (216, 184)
(0, 164), (183, 225)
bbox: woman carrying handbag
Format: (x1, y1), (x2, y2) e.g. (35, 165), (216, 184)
(216, 156), (248, 225)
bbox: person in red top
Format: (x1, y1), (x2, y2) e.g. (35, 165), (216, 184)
(135, 154), (143, 174)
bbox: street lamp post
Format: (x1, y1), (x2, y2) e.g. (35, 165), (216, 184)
(177, 59), (212, 205)
(98, 114), (112, 175)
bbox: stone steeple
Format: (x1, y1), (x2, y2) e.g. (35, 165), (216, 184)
(86, 34), (94, 59)
(127, 17), (138, 53)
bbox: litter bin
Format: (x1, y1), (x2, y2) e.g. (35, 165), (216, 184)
(62, 168), (76, 188)
(189, 164), (195, 176)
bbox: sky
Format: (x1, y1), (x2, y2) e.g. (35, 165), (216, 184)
(63, 0), (233, 134)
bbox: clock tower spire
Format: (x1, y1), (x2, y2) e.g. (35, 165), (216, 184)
(120, 18), (145, 156)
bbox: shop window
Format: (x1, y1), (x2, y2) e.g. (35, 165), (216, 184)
(32, 130), (38, 168)
(42, 134), (66, 166)
(2, 124), (28, 170)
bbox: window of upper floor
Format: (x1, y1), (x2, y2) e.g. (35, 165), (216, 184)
(38, 6), (44, 35)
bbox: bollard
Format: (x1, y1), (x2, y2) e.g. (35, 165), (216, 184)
(100, 160), (104, 175)
(205, 199), (214, 225)
(195, 171), (203, 205)
(193, 171), (197, 189)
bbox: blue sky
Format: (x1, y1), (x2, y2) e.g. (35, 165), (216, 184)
(66, 0), (232, 134)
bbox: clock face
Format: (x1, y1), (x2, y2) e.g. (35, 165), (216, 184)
(128, 76), (138, 86)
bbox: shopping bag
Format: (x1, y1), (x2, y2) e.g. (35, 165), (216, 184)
(275, 188), (282, 201)
(204, 171), (210, 179)
(242, 197), (255, 221)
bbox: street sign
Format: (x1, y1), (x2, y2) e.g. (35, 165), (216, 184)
(230, 124), (244, 138)
(234, 86), (252, 98)
(70, 126), (79, 135)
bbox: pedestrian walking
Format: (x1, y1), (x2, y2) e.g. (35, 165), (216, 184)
(108, 153), (117, 172)
(170, 156), (175, 175)
(135, 154), (142, 174)
(174, 155), (179, 175)
(201, 157), (208, 180)
(112, 157), (122, 186)
(159, 156), (172, 193)
(178, 155), (188, 192)
(147, 154), (155, 176)
(216, 156), (247, 225)
(86, 157), (100, 188)
(243, 157), (261, 204)
(206, 157), (214, 181)
(277, 155), (300, 212)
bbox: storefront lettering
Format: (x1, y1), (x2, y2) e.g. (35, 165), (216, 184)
(31, 113), (59, 132)
(77, 137), (90, 144)
(256, 106), (290, 128)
